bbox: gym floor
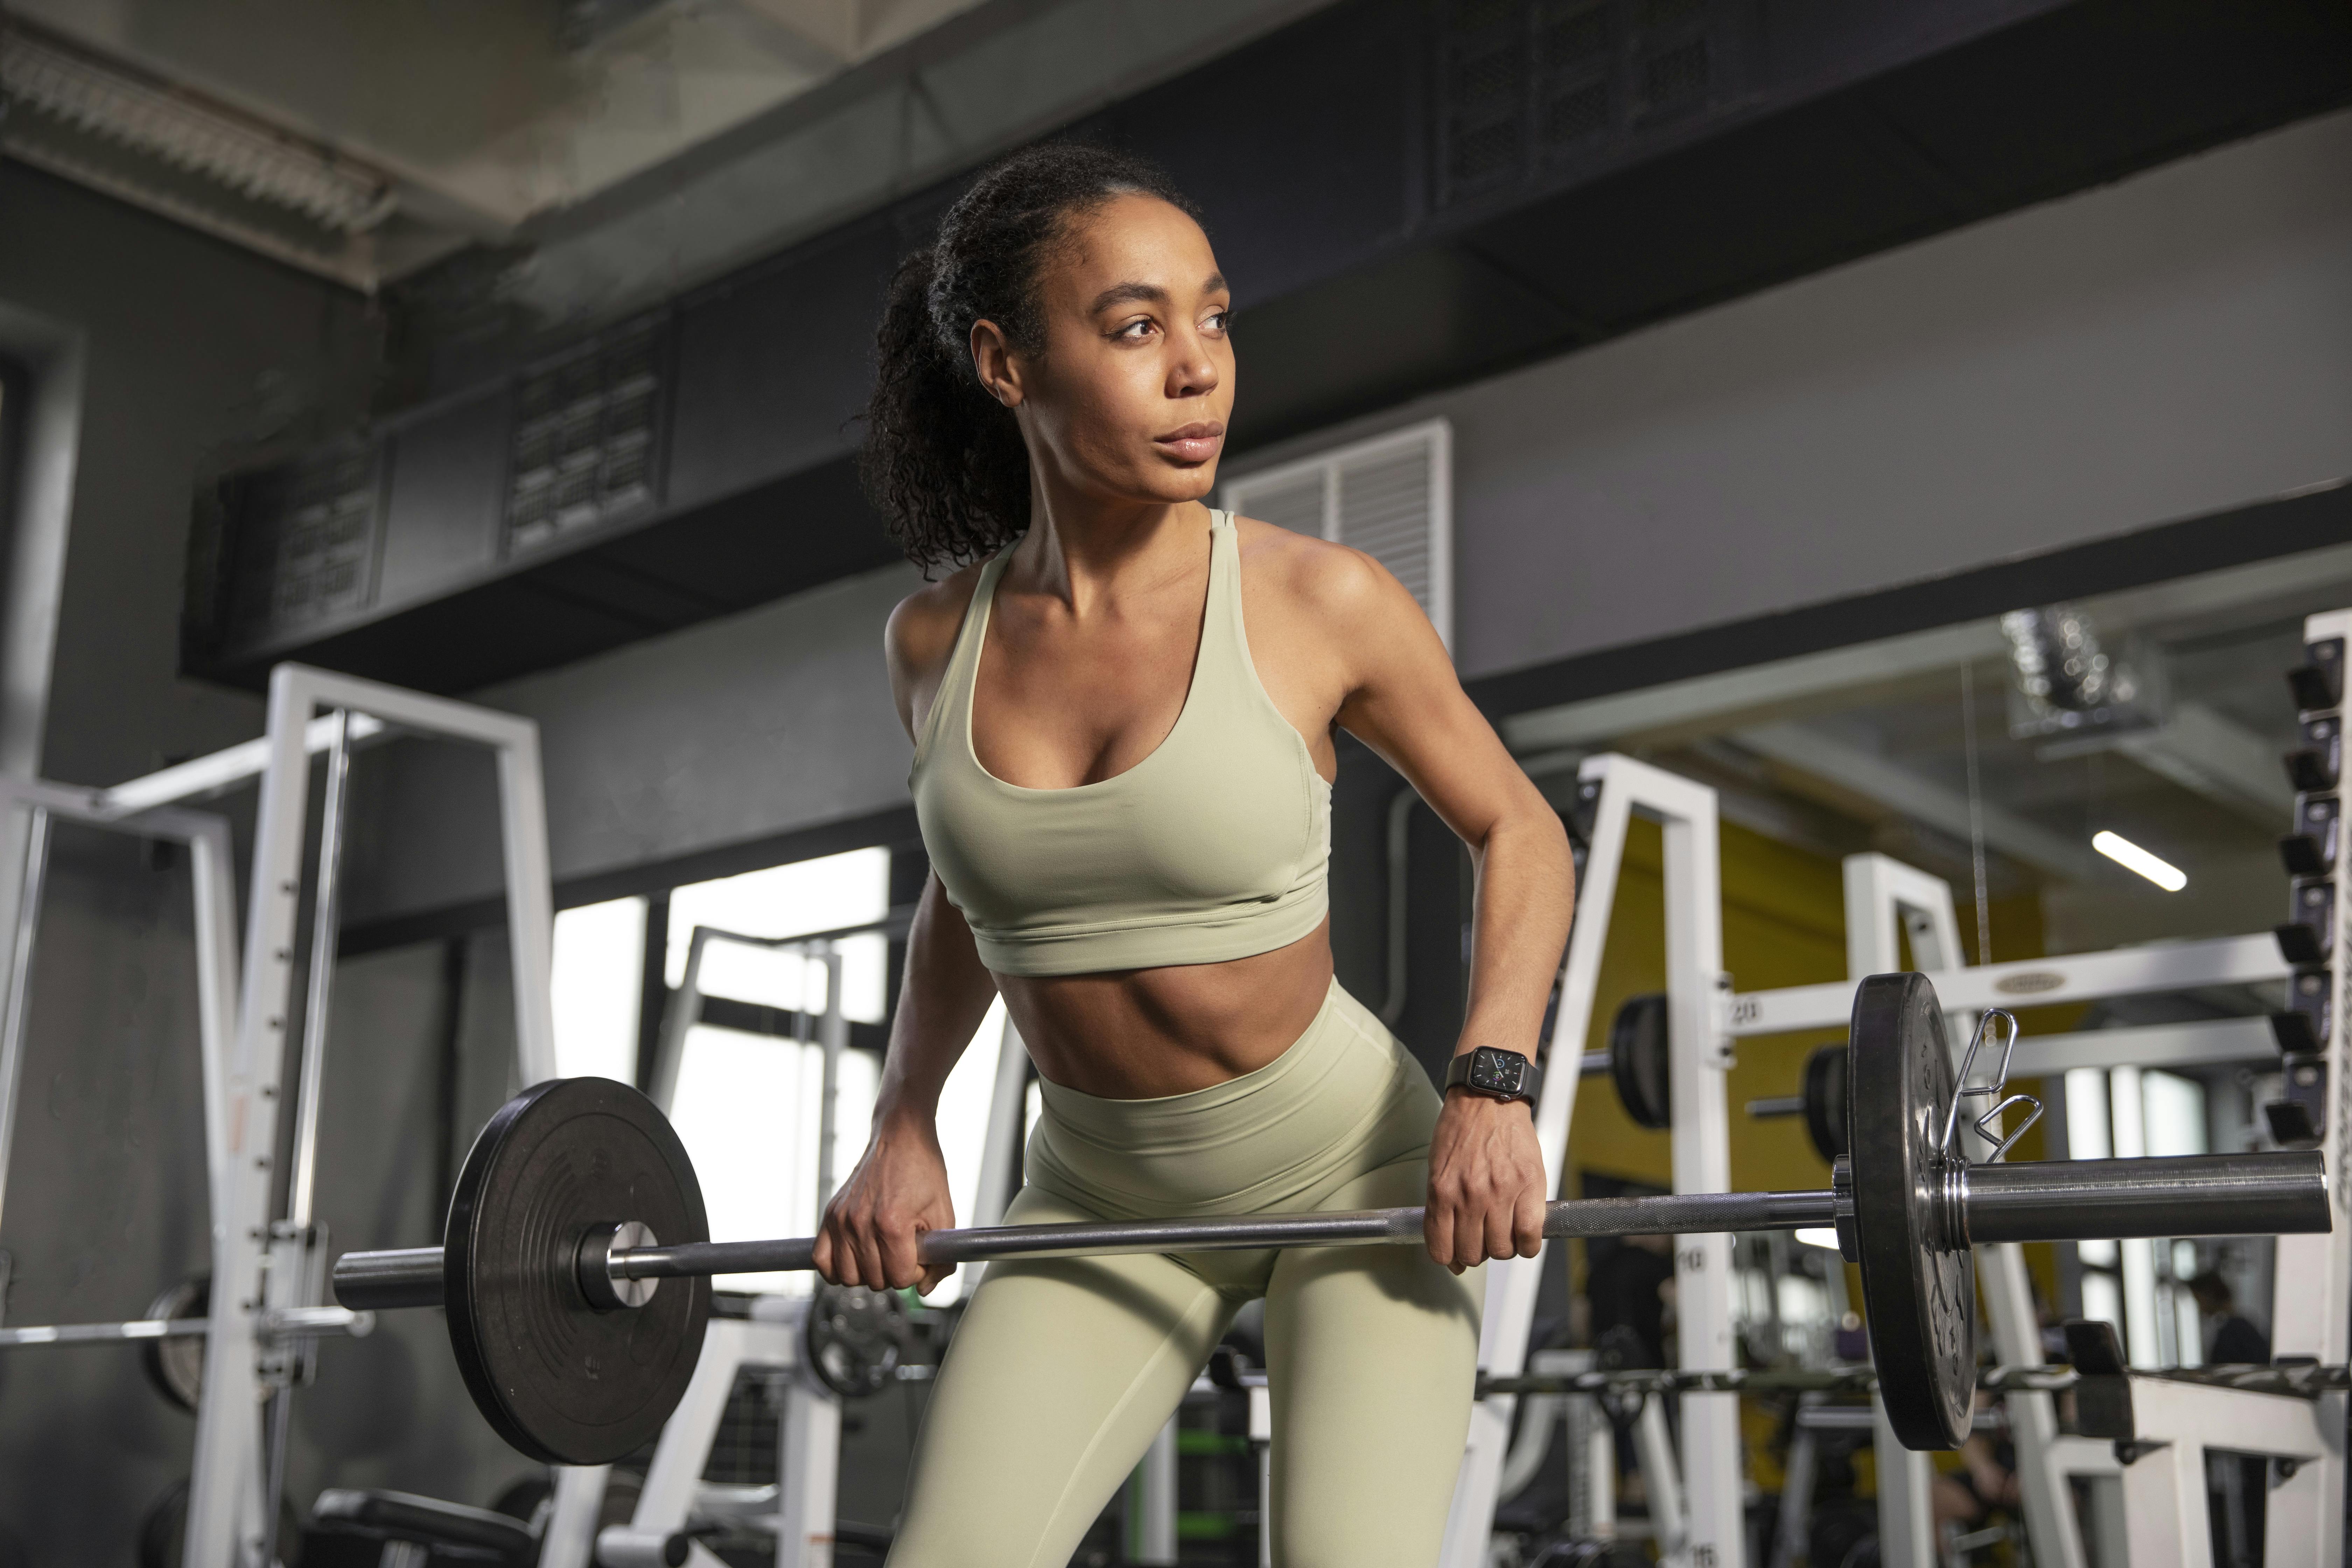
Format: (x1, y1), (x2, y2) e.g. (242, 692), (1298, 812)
(0, 2), (2347, 1564)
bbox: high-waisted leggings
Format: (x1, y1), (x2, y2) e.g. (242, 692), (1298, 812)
(888, 979), (1486, 1568)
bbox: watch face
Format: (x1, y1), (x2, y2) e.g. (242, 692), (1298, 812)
(1471, 1050), (1525, 1094)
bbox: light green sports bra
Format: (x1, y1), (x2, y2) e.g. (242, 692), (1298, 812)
(910, 511), (1332, 977)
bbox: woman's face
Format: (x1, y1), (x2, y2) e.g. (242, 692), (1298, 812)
(974, 193), (1234, 510)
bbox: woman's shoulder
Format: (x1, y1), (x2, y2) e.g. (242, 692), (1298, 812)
(886, 559), (990, 681)
(1228, 512), (1417, 632)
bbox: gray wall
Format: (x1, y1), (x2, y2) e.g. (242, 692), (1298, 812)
(0, 839), (212, 1564)
(0, 162), (385, 786)
(343, 561), (923, 925)
(1241, 104), (2352, 682)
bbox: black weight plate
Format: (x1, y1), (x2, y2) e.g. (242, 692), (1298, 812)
(141, 1274), (207, 1413)
(1608, 993), (1671, 1130)
(1849, 973), (1972, 1450)
(444, 1076), (709, 1465)
(1802, 1046), (1848, 1165)
(805, 1282), (906, 1399)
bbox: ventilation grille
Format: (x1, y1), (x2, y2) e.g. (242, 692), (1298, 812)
(506, 314), (669, 555)
(222, 442), (384, 645)
(1220, 420), (1452, 651)
(0, 17), (397, 288)
(1436, 0), (1735, 211)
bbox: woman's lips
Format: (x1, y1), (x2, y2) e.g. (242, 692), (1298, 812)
(1153, 422), (1225, 463)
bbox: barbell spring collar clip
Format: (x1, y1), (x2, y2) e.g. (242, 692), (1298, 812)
(1940, 1008), (2042, 1162)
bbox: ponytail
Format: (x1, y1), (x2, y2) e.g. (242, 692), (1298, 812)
(859, 143), (1200, 573)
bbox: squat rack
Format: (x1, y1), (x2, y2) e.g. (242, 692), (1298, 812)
(1477, 707), (2341, 1568)
(0, 664), (569, 1568)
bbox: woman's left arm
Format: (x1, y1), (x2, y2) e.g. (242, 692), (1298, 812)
(1318, 548), (1576, 1271)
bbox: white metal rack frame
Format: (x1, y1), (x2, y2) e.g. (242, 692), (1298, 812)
(1442, 752), (1737, 1568)
(1748, 786), (2346, 1567)
(76, 664), (566, 1568)
(0, 777), (241, 1360)
(1840, 854), (2081, 1568)
(1457, 729), (2339, 1568)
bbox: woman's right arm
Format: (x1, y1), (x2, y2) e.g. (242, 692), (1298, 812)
(816, 581), (998, 1293)
(813, 872), (999, 1293)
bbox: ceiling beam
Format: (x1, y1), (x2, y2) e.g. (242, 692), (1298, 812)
(2113, 701), (2296, 825)
(1734, 721), (2098, 881)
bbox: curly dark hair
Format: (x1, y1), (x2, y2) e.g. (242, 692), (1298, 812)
(859, 142), (1201, 573)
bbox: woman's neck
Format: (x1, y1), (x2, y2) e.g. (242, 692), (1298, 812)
(1014, 489), (1212, 612)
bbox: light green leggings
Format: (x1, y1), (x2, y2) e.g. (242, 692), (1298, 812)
(889, 980), (1485, 1568)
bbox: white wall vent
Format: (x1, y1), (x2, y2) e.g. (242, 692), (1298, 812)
(1219, 418), (1454, 651)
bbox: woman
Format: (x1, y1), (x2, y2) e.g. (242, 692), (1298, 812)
(816, 142), (1575, 1566)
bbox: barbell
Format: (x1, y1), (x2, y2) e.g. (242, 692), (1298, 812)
(331, 971), (2330, 1462)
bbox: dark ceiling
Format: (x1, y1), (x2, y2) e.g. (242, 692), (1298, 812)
(185, 0), (2352, 696)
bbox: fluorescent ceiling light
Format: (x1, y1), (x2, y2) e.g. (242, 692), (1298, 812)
(1795, 1226), (1843, 1252)
(2093, 830), (2187, 892)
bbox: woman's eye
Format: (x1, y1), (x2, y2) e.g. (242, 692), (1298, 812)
(1115, 318), (1156, 341)
(1204, 310), (1231, 333)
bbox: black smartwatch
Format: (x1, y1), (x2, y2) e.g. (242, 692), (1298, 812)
(1445, 1046), (1541, 1106)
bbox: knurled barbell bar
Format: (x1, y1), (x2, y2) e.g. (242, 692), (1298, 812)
(329, 971), (2330, 1463)
(1479, 1361), (2352, 1399)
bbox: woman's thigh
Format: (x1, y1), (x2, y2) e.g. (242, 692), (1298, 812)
(1262, 1160), (1486, 1568)
(889, 1187), (1240, 1568)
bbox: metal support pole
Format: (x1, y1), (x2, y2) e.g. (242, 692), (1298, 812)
(287, 710), (351, 1231)
(189, 665), (322, 1568)
(779, 1377), (841, 1568)
(814, 944), (844, 1213)
(1661, 770), (1737, 1568)
(1767, 1395), (1820, 1568)
(650, 927), (709, 1114)
(495, 726), (559, 1087)
(1128, 1417), (1178, 1567)
(1634, 1394), (1689, 1559)
(1843, 852), (2083, 1568)
(0, 806), (50, 1249)
(538, 1466), (610, 1568)
(1249, 1381), (1273, 1568)
(1872, 1397), (1935, 1568)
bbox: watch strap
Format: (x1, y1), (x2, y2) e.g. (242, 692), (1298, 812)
(1445, 1046), (1541, 1105)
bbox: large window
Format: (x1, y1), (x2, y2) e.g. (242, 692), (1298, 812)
(548, 845), (1017, 1301)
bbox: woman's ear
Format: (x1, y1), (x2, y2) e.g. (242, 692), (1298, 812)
(970, 319), (1024, 409)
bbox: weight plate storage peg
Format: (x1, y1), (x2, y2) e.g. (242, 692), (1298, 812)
(444, 1077), (711, 1465)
